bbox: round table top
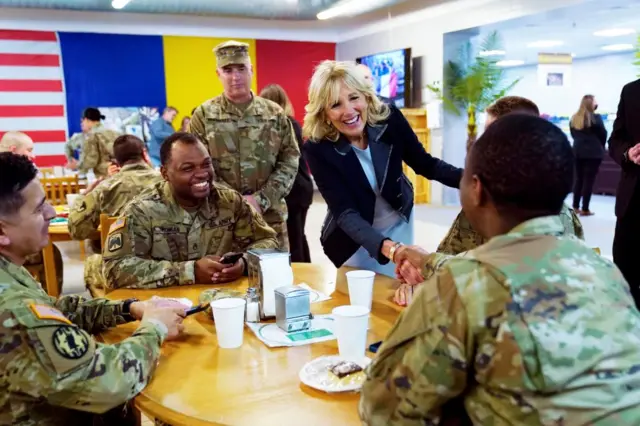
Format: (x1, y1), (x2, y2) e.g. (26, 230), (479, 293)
(100, 263), (401, 426)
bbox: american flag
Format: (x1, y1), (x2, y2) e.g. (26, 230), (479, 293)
(0, 29), (68, 167)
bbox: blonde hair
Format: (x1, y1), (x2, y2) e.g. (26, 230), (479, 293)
(303, 60), (390, 141)
(259, 84), (294, 117)
(570, 95), (596, 130)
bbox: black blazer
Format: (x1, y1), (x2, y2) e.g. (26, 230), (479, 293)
(570, 114), (607, 160)
(285, 117), (314, 209)
(609, 79), (640, 218)
(304, 104), (463, 267)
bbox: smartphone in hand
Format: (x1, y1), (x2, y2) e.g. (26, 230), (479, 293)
(220, 252), (243, 265)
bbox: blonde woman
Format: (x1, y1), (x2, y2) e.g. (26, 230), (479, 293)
(570, 95), (607, 216)
(260, 84), (313, 263)
(303, 60), (462, 277)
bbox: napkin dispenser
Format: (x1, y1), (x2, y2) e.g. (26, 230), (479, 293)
(246, 248), (293, 320)
(275, 286), (311, 333)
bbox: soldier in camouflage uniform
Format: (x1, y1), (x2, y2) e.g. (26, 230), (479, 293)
(103, 132), (278, 291)
(67, 108), (121, 178)
(189, 40), (300, 251)
(0, 152), (186, 425)
(67, 135), (162, 297)
(64, 131), (86, 163)
(362, 114), (640, 425)
(437, 96), (584, 256)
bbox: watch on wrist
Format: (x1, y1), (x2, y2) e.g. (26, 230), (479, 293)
(122, 298), (140, 322)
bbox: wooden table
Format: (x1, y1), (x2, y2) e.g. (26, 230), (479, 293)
(100, 264), (401, 426)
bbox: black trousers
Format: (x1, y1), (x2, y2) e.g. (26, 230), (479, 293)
(573, 158), (602, 211)
(613, 214), (640, 310)
(286, 203), (311, 263)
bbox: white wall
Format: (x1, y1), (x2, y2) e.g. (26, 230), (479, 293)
(336, 0), (587, 205)
(503, 53), (638, 117)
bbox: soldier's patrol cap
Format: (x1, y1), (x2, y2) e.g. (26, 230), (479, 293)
(213, 40), (251, 68)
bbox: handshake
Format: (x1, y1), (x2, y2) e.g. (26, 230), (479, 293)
(389, 244), (430, 307)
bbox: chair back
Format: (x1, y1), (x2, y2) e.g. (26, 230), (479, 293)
(39, 167), (55, 179)
(41, 175), (80, 206)
(100, 214), (117, 248)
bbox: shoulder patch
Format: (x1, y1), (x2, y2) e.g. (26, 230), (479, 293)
(30, 304), (72, 325)
(107, 232), (123, 252)
(77, 201), (86, 212)
(109, 217), (126, 232)
(52, 326), (89, 360)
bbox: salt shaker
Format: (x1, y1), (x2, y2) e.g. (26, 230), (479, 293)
(245, 287), (260, 322)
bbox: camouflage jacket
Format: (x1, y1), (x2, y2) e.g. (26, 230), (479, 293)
(64, 132), (85, 162)
(68, 163), (162, 240)
(77, 124), (121, 178)
(360, 216), (640, 425)
(437, 203), (585, 255)
(0, 255), (166, 425)
(189, 94), (300, 227)
(102, 180), (278, 290)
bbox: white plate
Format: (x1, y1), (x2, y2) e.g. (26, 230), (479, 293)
(299, 355), (371, 393)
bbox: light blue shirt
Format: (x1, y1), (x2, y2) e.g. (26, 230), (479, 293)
(344, 145), (414, 278)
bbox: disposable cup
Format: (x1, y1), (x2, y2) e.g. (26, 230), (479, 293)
(332, 305), (370, 363)
(346, 270), (375, 311)
(211, 298), (246, 349)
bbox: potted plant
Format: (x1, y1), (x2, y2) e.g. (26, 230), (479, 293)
(428, 31), (521, 151)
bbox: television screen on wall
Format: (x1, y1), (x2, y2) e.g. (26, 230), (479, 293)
(356, 48), (411, 108)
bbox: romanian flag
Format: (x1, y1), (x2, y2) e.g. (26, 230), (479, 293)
(0, 29), (335, 168)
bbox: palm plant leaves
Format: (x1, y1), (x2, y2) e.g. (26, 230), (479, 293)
(428, 31), (521, 116)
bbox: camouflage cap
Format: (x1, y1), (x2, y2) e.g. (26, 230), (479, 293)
(213, 40), (251, 68)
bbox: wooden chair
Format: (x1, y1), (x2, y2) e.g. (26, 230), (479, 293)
(39, 167), (55, 179)
(41, 175), (80, 206)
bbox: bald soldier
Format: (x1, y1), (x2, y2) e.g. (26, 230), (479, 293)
(68, 135), (162, 297)
(0, 131), (35, 161)
(0, 152), (186, 425)
(361, 114), (640, 425)
(189, 40), (300, 250)
(67, 107), (120, 178)
(103, 132), (278, 290)
(356, 63), (374, 85)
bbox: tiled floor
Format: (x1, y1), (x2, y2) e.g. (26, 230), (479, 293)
(57, 192), (618, 296)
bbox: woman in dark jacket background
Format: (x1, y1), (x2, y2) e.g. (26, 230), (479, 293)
(303, 60), (462, 277)
(570, 94), (607, 216)
(260, 84), (313, 262)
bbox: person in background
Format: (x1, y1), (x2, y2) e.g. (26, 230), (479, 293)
(303, 60), (462, 278)
(260, 84), (313, 262)
(68, 135), (162, 297)
(360, 114), (640, 425)
(0, 152), (186, 425)
(180, 116), (191, 132)
(66, 108), (121, 178)
(102, 132), (278, 291)
(64, 131), (85, 163)
(356, 63), (374, 85)
(148, 107), (178, 167)
(189, 40), (299, 251)
(0, 131), (35, 161)
(609, 78), (640, 309)
(570, 94), (607, 216)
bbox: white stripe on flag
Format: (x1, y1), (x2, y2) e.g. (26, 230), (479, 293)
(0, 92), (65, 106)
(0, 40), (60, 55)
(0, 116), (67, 131)
(0, 66), (63, 80)
(33, 142), (66, 156)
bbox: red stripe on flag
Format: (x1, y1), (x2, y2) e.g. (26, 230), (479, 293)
(0, 80), (62, 92)
(0, 130), (67, 143)
(34, 155), (67, 167)
(0, 30), (57, 42)
(0, 53), (60, 67)
(0, 105), (64, 117)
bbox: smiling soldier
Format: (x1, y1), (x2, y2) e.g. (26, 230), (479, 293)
(189, 40), (300, 251)
(102, 132), (278, 290)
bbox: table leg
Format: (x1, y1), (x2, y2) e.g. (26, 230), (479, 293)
(42, 241), (60, 297)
